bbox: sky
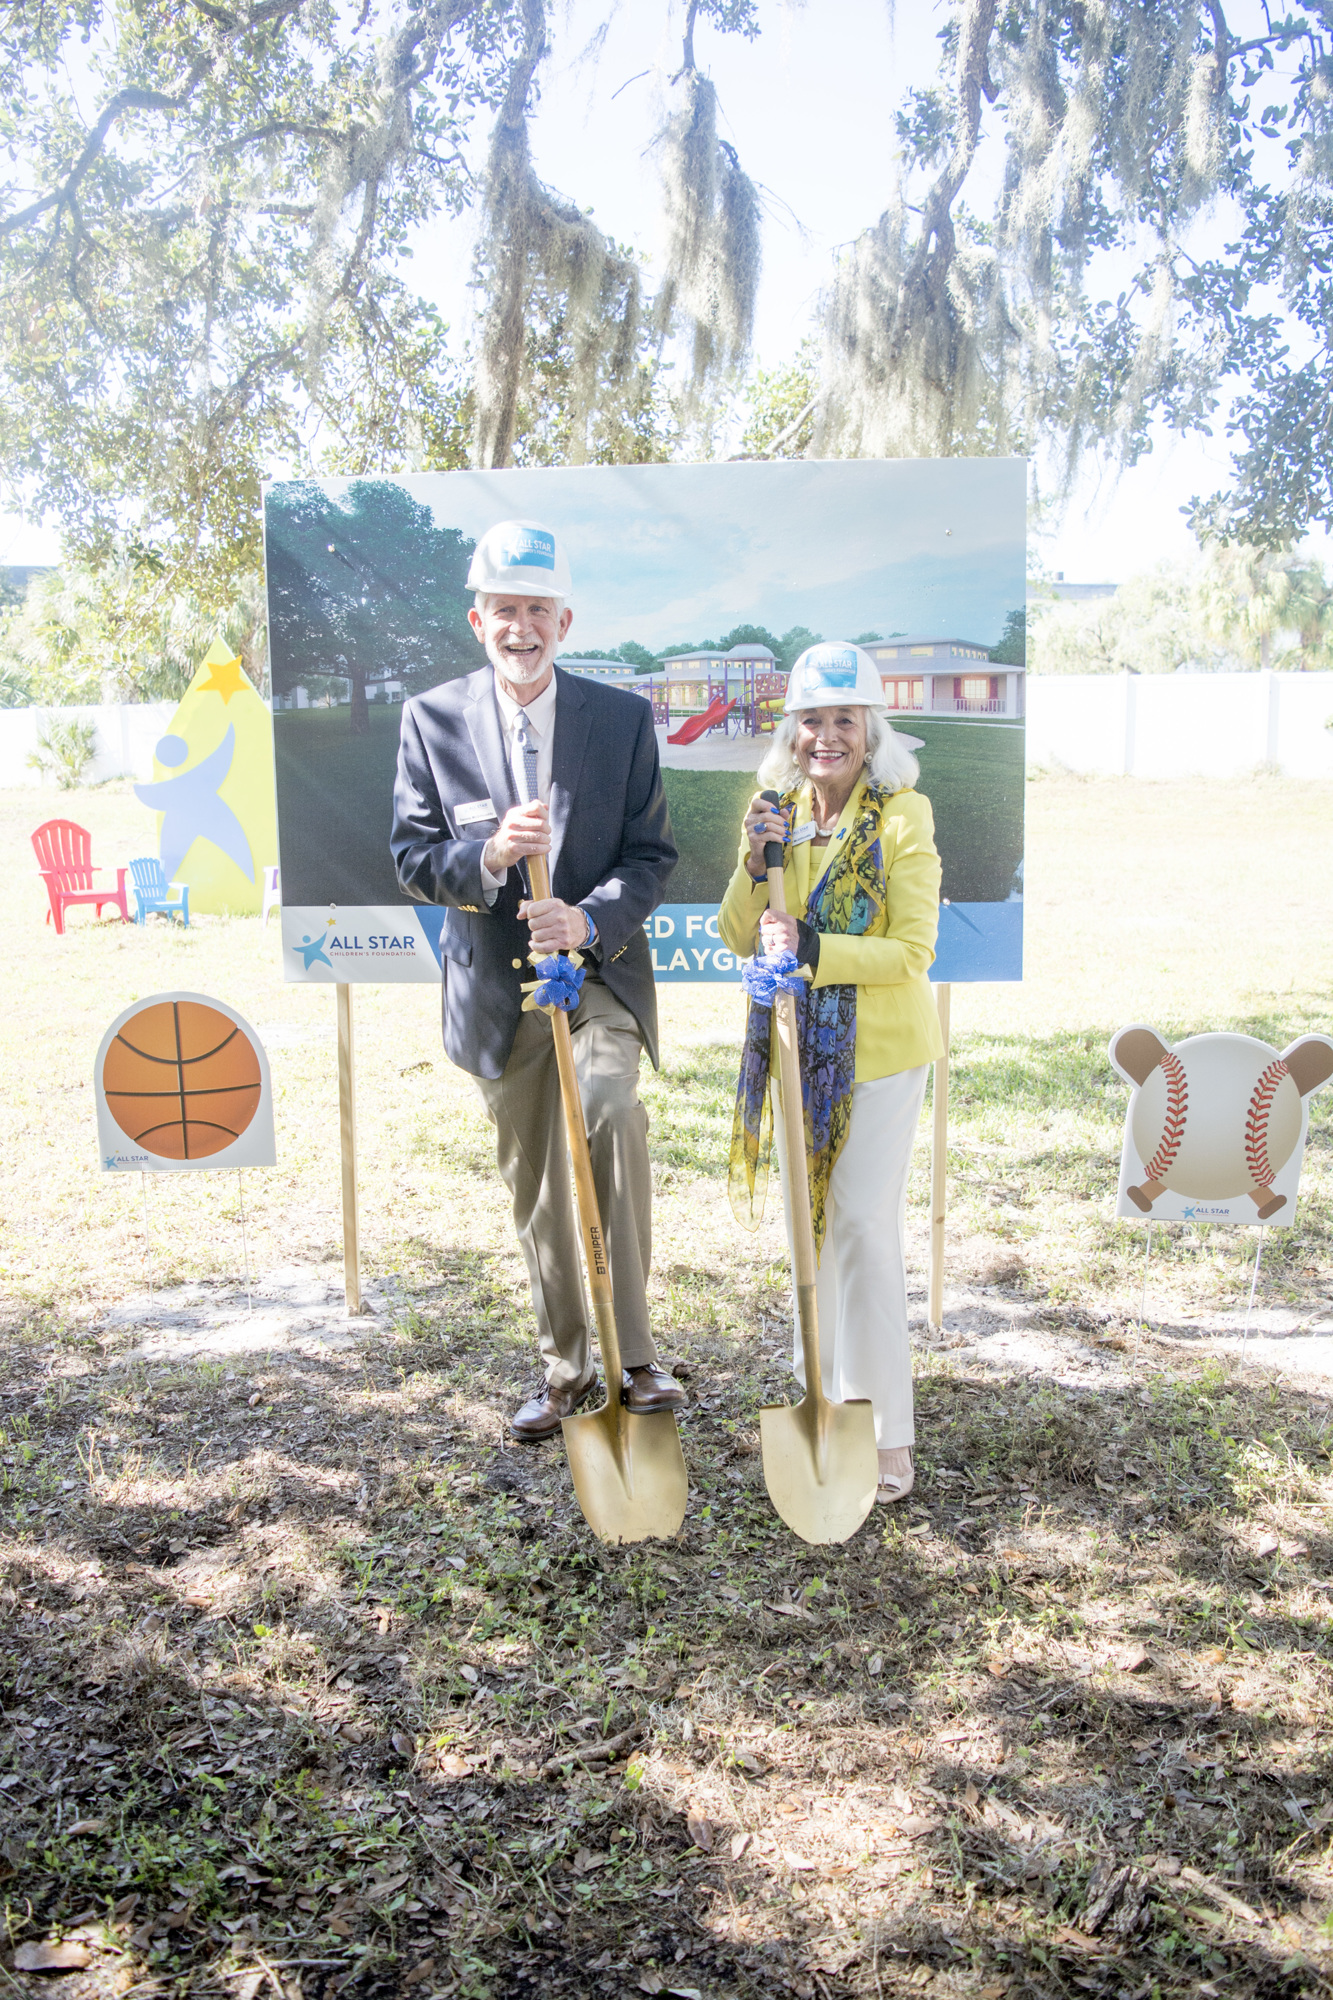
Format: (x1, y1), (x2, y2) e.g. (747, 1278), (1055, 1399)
(2, 0), (1326, 586)
(313, 457), (1026, 651)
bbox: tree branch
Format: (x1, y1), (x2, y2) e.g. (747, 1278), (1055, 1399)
(0, 0), (308, 240)
(887, 0), (998, 358)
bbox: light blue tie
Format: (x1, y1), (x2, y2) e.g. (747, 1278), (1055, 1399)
(516, 720), (539, 806)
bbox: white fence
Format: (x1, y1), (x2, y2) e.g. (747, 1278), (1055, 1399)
(0, 701), (177, 789)
(3, 671), (1332, 788)
(1026, 669), (1333, 779)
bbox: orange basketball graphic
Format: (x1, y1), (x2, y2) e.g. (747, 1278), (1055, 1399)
(101, 999), (262, 1161)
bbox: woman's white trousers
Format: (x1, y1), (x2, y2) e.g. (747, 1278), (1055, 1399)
(773, 1064), (929, 1450)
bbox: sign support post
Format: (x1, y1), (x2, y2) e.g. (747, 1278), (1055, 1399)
(336, 983), (361, 1315)
(928, 983), (951, 1334)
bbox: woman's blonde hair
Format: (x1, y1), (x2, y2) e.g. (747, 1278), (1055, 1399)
(757, 706), (919, 794)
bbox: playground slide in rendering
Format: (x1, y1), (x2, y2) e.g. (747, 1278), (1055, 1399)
(666, 694), (736, 745)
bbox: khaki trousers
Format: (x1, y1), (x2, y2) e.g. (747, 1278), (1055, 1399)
(475, 978), (656, 1389)
(773, 1065), (929, 1450)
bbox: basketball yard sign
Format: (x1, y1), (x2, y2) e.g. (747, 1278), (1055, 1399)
(95, 993), (276, 1173)
(1109, 1025), (1333, 1225)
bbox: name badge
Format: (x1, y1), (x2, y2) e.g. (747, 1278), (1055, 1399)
(786, 822), (817, 845)
(456, 798), (497, 827)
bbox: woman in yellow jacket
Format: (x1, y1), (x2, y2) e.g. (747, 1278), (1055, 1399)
(720, 642), (943, 1504)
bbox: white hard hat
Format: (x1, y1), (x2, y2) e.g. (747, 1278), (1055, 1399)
(783, 641), (886, 713)
(466, 518), (572, 600)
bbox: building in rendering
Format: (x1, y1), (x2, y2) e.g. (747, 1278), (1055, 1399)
(865, 638), (1024, 719)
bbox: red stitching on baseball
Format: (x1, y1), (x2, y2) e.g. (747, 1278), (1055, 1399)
(1244, 1058), (1289, 1188)
(1143, 1051), (1187, 1183)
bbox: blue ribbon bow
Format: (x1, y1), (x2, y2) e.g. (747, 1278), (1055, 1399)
(741, 948), (804, 1008)
(531, 954), (585, 1012)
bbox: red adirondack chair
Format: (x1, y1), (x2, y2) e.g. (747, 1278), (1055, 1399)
(32, 819), (131, 935)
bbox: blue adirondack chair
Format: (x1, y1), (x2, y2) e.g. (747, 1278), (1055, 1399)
(128, 856), (189, 926)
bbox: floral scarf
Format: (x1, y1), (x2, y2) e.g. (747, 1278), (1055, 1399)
(727, 781), (891, 1253)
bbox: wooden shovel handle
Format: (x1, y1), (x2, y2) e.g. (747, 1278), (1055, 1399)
(759, 799), (818, 1294)
(527, 850), (622, 1383)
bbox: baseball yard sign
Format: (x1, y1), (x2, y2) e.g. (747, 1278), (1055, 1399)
(263, 459), (1027, 989)
(1109, 1025), (1333, 1225)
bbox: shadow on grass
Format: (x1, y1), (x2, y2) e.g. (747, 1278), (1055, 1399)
(4, 1295), (1333, 1998)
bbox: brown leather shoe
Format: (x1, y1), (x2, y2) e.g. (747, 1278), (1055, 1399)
(510, 1370), (597, 1441)
(621, 1364), (687, 1413)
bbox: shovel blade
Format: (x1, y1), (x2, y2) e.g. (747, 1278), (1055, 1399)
(562, 1402), (688, 1544)
(759, 1394), (878, 1545)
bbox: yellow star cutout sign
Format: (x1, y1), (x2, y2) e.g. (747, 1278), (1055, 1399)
(197, 647), (249, 704)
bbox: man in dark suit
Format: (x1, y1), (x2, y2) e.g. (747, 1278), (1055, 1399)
(391, 517), (687, 1438)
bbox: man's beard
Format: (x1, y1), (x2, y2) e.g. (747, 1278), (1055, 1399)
(494, 645), (552, 688)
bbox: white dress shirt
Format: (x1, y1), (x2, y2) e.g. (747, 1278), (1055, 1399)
(480, 670), (558, 898)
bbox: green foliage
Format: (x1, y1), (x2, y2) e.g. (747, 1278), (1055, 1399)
(0, 2), (526, 608)
(738, 338), (818, 459)
(26, 713), (96, 789)
(265, 480), (477, 735)
(654, 624), (819, 672)
(0, 560), (266, 705)
(1030, 553), (1333, 674)
(989, 609), (1026, 667)
(612, 640), (659, 672)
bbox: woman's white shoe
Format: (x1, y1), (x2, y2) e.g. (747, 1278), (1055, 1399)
(875, 1446), (914, 1504)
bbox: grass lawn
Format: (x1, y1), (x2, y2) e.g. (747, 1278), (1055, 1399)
(2, 772), (1332, 2000)
(274, 706), (404, 907)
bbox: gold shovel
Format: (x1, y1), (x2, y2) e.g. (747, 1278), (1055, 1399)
(525, 848), (688, 1545)
(756, 795), (878, 1544)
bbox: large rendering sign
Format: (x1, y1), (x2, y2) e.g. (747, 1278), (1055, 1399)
(263, 460), (1026, 985)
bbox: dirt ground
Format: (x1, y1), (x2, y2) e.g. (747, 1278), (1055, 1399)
(3, 772), (1333, 2000)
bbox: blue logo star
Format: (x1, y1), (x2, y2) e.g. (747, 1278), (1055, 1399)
(294, 932), (334, 971)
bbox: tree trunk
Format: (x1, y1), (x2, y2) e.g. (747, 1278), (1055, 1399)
(350, 667), (369, 737)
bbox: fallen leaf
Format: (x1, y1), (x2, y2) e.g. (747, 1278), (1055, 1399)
(765, 1601), (813, 1620)
(183, 1593), (212, 1609)
(730, 1832), (753, 1860)
(391, 1732), (415, 1758)
(686, 1815), (713, 1853)
(573, 1848), (607, 1875)
(328, 1917), (353, 1939)
(64, 1819), (104, 1836)
(964, 1782), (980, 1807)
(899, 1814), (937, 1839)
(1204, 1646), (1227, 1666)
(784, 1851), (817, 1871)
(1255, 1534), (1279, 1557)
(1280, 1539), (1309, 1558)
(458, 1663), (478, 1683)
(403, 1961), (435, 1987)
(1114, 1643), (1152, 1674)
(437, 1753), (471, 1777)
(638, 1975), (663, 1996)
(987, 1656), (1008, 1678)
(866, 1652), (884, 1676)
(364, 1871), (411, 1902)
(586, 1952), (613, 1973)
(15, 1942), (92, 1972)
(667, 1989), (704, 1999)
(112, 1970), (137, 1996)
(233, 1976), (264, 2000)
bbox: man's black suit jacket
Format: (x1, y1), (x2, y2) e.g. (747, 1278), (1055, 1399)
(391, 665), (677, 1079)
